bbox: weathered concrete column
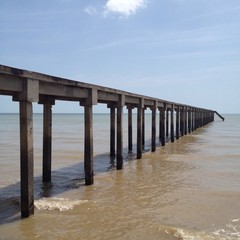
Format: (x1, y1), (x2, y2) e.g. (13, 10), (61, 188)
(151, 102), (157, 152)
(159, 109), (161, 142)
(195, 110), (198, 129)
(199, 111), (202, 127)
(210, 112), (213, 123)
(166, 109), (169, 138)
(142, 107), (145, 149)
(207, 112), (210, 124)
(184, 107), (188, 135)
(176, 105), (180, 140)
(200, 111), (203, 127)
(137, 99), (144, 159)
(15, 78), (39, 218)
(84, 104), (93, 185)
(203, 112), (205, 126)
(205, 112), (208, 124)
(188, 108), (191, 134)
(160, 104), (166, 146)
(117, 95), (125, 169)
(198, 110), (201, 128)
(19, 101), (34, 218)
(41, 99), (55, 182)
(80, 89), (97, 185)
(192, 109), (195, 131)
(212, 112), (215, 122)
(127, 105), (133, 152)
(180, 108), (184, 136)
(203, 112), (206, 125)
(197, 110), (200, 128)
(108, 104), (116, 157)
(170, 104), (174, 143)
(194, 109), (197, 130)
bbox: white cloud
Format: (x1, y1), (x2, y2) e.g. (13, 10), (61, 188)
(84, 5), (98, 16)
(104, 0), (147, 17)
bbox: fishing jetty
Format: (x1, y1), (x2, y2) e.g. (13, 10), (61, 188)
(0, 64), (224, 218)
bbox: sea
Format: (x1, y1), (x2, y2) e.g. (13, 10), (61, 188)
(0, 113), (240, 240)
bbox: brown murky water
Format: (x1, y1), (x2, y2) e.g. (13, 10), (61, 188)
(0, 114), (240, 239)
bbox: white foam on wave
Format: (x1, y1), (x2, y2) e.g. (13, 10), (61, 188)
(213, 218), (240, 239)
(174, 228), (217, 240)
(172, 218), (240, 240)
(34, 197), (88, 211)
(232, 218), (240, 223)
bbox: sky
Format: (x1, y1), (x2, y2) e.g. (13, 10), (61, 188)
(0, 0), (240, 113)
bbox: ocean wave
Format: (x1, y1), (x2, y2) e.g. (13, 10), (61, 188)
(34, 197), (88, 211)
(173, 228), (217, 240)
(213, 218), (240, 239)
(173, 221), (240, 240)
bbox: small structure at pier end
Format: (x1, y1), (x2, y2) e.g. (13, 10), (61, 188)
(0, 65), (224, 218)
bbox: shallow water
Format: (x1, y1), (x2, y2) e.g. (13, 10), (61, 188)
(0, 114), (240, 239)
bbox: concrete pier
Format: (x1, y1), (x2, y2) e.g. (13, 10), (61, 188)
(0, 64), (224, 218)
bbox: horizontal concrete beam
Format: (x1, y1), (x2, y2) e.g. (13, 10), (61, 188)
(0, 64), (216, 113)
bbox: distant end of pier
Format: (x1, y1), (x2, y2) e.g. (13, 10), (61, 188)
(215, 111), (225, 121)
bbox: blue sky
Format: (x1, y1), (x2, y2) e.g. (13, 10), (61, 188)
(0, 0), (239, 113)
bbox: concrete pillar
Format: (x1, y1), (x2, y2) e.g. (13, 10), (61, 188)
(159, 109), (161, 142)
(176, 105), (180, 140)
(180, 108), (184, 136)
(160, 104), (166, 146)
(17, 79), (39, 218)
(117, 95), (124, 169)
(151, 104), (156, 152)
(42, 100), (54, 182)
(192, 109), (195, 131)
(184, 107), (188, 135)
(170, 104), (174, 143)
(110, 106), (116, 157)
(195, 110), (198, 129)
(80, 89), (97, 185)
(166, 109), (169, 138)
(199, 111), (202, 127)
(142, 108), (145, 149)
(188, 108), (191, 134)
(137, 99), (144, 159)
(84, 104), (94, 185)
(197, 110), (200, 128)
(19, 101), (34, 218)
(127, 106), (133, 152)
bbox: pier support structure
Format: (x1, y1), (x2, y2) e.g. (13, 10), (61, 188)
(108, 104), (116, 157)
(80, 89), (97, 185)
(176, 105), (180, 140)
(116, 95), (124, 170)
(19, 101), (34, 218)
(159, 103), (166, 146)
(137, 99), (144, 159)
(39, 98), (55, 182)
(166, 108), (169, 138)
(142, 107), (145, 149)
(188, 108), (192, 134)
(127, 105), (134, 153)
(184, 107), (188, 135)
(151, 102), (157, 152)
(0, 64), (222, 219)
(170, 104), (174, 143)
(14, 78), (39, 218)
